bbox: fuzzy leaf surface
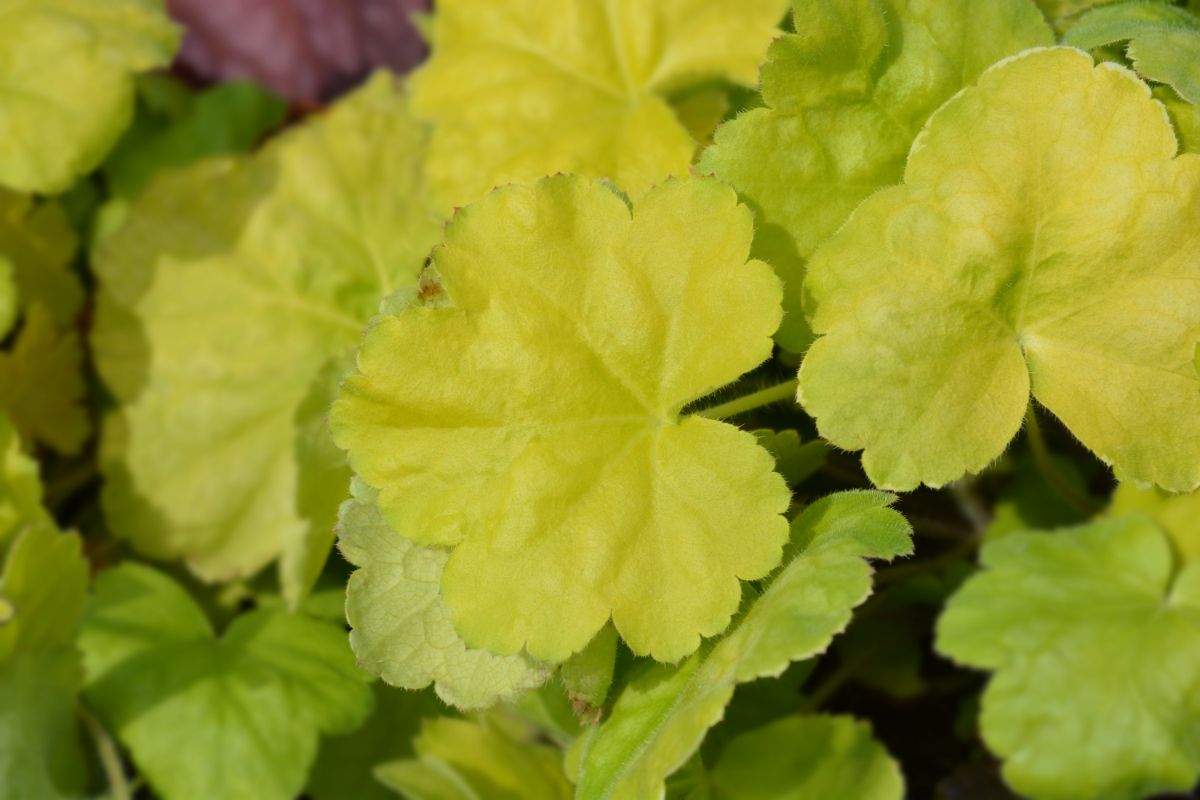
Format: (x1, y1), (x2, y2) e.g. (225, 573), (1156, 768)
(80, 563), (373, 800)
(798, 48), (1200, 490)
(0, 0), (179, 193)
(937, 515), (1200, 800)
(699, 0), (1052, 349)
(93, 74), (442, 590)
(411, 0), (788, 208)
(572, 492), (911, 800)
(340, 479), (550, 709)
(333, 175), (789, 664)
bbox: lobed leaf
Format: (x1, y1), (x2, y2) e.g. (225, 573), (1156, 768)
(410, 0), (789, 209)
(572, 492), (911, 799)
(80, 563), (373, 800)
(333, 175), (789, 664)
(93, 74), (443, 596)
(339, 479), (551, 710)
(699, 0), (1052, 349)
(798, 48), (1200, 491)
(0, 0), (180, 193)
(937, 515), (1200, 800)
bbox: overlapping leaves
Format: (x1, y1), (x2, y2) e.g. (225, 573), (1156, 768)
(699, 0), (1052, 349)
(0, 0), (179, 193)
(410, 0), (789, 209)
(798, 48), (1200, 491)
(333, 175), (789, 664)
(93, 74), (443, 598)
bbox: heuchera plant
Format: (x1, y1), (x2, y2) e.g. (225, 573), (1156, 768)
(1, 1), (1199, 799)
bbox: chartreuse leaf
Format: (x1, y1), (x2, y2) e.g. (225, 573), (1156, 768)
(799, 48), (1200, 491)
(1158, 87), (1200, 153)
(1109, 483), (1200, 561)
(571, 492), (912, 800)
(709, 715), (903, 799)
(79, 563), (373, 800)
(0, 190), (88, 453)
(94, 74), (443, 596)
(0, 413), (90, 800)
(375, 714), (572, 800)
(340, 479), (550, 709)
(1065, 1), (1200, 104)
(332, 175), (789, 664)
(753, 429), (828, 486)
(410, 0), (788, 209)
(0, 0), (180, 193)
(937, 515), (1200, 800)
(699, 0), (1052, 349)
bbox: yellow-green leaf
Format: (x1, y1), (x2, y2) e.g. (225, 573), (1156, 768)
(0, 0), (180, 193)
(0, 306), (88, 454)
(93, 74), (443, 590)
(410, 0), (788, 209)
(333, 175), (788, 664)
(699, 0), (1052, 350)
(339, 479), (550, 710)
(798, 48), (1200, 491)
(1109, 483), (1200, 562)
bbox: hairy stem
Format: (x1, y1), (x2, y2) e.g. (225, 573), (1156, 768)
(81, 704), (130, 800)
(695, 379), (799, 420)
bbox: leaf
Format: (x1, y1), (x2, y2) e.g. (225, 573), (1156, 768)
(571, 492), (912, 800)
(1065, 0), (1200, 103)
(79, 563), (374, 800)
(307, 683), (444, 800)
(698, 0), (1052, 350)
(753, 429), (828, 486)
(1109, 483), (1200, 561)
(0, 0), (179, 193)
(93, 73), (443, 588)
(339, 479), (551, 710)
(798, 48), (1200, 491)
(410, 0), (789, 209)
(0, 257), (14, 340)
(332, 175), (789, 664)
(167, 0), (430, 104)
(1157, 86), (1200, 154)
(708, 715), (904, 799)
(936, 515), (1200, 800)
(561, 625), (618, 721)
(0, 414), (90, 799)
(375, 715), (572, 800)
(0, 189), (82, 326)
(0, 307), (89, 454)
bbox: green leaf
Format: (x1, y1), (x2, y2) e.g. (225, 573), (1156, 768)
(0, 306), (89, 454)
(699, 0), (1052, 350)
(936, 515), (1200, 800)
(0, 650), (87, 800)
(0, 0), (180, 193)
(753, 429), (828, 486)
(0, 414), (89, 799)
(307, 684), (445, 800)
(798, 48), (1200, 491)
(572, 492), (912, 799)
(94, 73), (443, 588)
(376, 714), (572, 800)
(80, 563), (373, 800)
(561, 625), (619, 721)
(1109, 482), (1200, 561)
(339, 479), (551, 710)
(1065, 1), (1200, 103)
(0, 189), (82, 326)
(709, 715), (903, 799)
(410, 0), (789, 209)
(333, 175), (788, 664)
(0, 257), (14, 340)
(1157, 86), (1200, 153)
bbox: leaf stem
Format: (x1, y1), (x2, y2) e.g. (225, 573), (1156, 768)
(1023, 406), (1099, 517)
(695, 379), (799, 420)
(81, 704), (130, 800)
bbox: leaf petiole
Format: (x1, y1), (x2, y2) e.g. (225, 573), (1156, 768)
(695, 379), (799, 420)
(1024, 406), (1100, 517)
